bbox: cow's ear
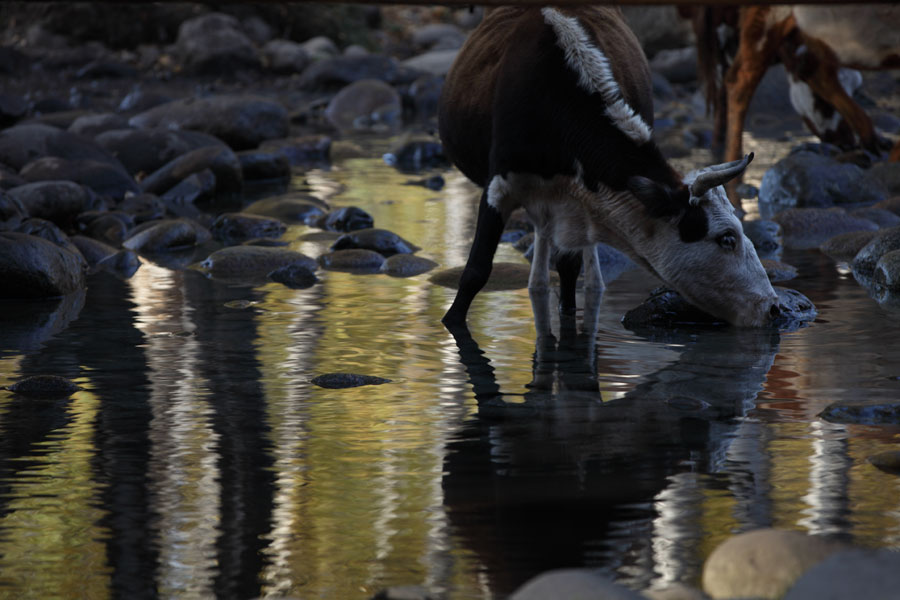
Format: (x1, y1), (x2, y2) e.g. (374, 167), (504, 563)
(627, 176), (683, 218)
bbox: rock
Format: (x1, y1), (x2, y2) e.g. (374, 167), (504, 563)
(175, 13), (260, 75)
(642, 583), (708, 600)
(159, 170), (217, 220)
(140, 145), (242, 196)
(314, 206), (374, 232)
(330, 140), (367, 161)
(430, 262), (551, 291)
(16, 218), (83, 259)
(237, 150), (290, 181)
(325, 79), (402, 133)
(649, 47), (697, 84)
(310, 373), (391, 389)
(298, 54), (422, 91)
(97, 249), (141, 278)
(849, 206), (900, 228)
(702, 529), (845, 600)
(195, 245), (316, 280)
(873, 249), (900, 290)
(7, 181), (99, 227)
(851, 225), (900, 277)
(129, 95), (289, 151)
(865, 161), (900, 196)
(370, 585), (435, 600)
(743, 219), (782, 257)
(119, 193), (166, 223)
(819, 400), (900, 425)
(70, 234), (119, 267)
(0, 231), (86, 297)
(0, 123), (127, 171)
(331, 227), (420, 256)
(123, 218), (209, 253)
(95, 128), (225, 176)
(20, 156), (139, 199)
(511, 569), (645, 600)
(81, 213), (130, 246)
(259, 135), (332, 165)
(873, 196), (900, 216)
(412, 23), (466, 50)
(243, 194), (329, 223)
(0, 92), (27, 128)
(759, 149), (888, 209)
(302, 36), (340, 61)
(401, 49), (459, 77)
(783, 549), (900, 600)
(762, 259), (798, 282)
(381, 254), (439, 277)
(383, 140), (448, 172)
(211, 212), (285, 243)
(621, 6), (694, 58)
(318, 248), (386, 272)
(0, 291), (85, 352)
(268, 262), (318, 289)
(117, 89), (173, 114)
(261, 39), (310, 74)
(773, 207), (878, 250)
(819, 230), (879, 262)
(404, 175), (445, 191)
(0, 163), (26, 191)
(68, 112), (129, 138)
(4, 374), (81, 398)
(405, 75), (444, 120)
(0, 191), (27, 226)
(868, 450), (900, 474)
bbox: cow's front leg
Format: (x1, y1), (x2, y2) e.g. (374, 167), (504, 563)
(528, 229), (553, 292)
(582, 246), (605, 295)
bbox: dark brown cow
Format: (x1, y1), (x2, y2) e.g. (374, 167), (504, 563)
(438, 7), (779, 331)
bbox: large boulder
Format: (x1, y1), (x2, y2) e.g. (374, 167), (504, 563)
(261, 39), (310, 74)
(298, 54), (422, 91)
(129, 95), (289, 150)
(0, 231), (86, 298)
(123, 218), (210, 253)
(330, 228), (419, 256)
(325, 79), (402, 133)
(140, 145), (243, 196)
(175, 13), (260, 75)
(851, 225), (900, 278)
(0, 123), (127, 171)
(20, 156), (139, 199)
(95, 128), (225, 176)
(773, 207), (878, 250)
(7, 181), (100, 227)
(195, 245), (316, 281)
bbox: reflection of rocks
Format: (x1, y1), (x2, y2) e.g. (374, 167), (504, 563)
(819, 400), (900, 425)
(310, 373), (391, 388)
(867, 450), (900, 474)
(0, 290), (85, 352)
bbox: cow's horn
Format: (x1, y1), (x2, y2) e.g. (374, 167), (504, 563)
(690, 153), (754, 200)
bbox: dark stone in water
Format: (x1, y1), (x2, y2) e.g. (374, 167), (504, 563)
(196, 246), (317, 280)
(314, 206), (374, 232)
(868, 450), (900, 474)
(0, 231), (87, 298)
(404, 174), (445, 191)
(259, 135), (332, 165)
(211, 212), (285, 244)
(141, 145), (243, 196)
(820, 230), (879, 263)
(4, 374), (81, 398)
(123, 218), (210, 253)
(269, 262), (318, 289)
(743, 219), (781, 257)
(852, 225), (900, 278)
(773, 207), (878, 250)
(381, 254), (439, 277)
(159, 169), (217, 221)
(298, 54), (420, 91)
(310, 373), (391, 389)
(429, 262), (555, 291)
(237, 150), (291, 180)
(95, 128), (223, 177)
(119, 193), (166, 224)
(383, 140), (448, 172)
(7, 181), (100, 228)
(243, 194), (329, 224)
(762, 259), (798, 283)
(331, 227), (420, 256)
(0, 123), (127, 171)
(318, 248), (386, 272)
(68, 112), (130, 138)
(819, 401), (900, 425)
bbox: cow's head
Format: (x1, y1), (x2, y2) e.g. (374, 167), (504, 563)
(626, 153), (781, 327)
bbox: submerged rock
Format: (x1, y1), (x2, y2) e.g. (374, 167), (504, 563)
(381, 254), (439, 277)
(313, 206), (374, 232)
(331, 227), (420, 256)
(318, 248), (386, 272)
(268, 262), (318, 289)
(4, 374), (81, 398)
(310, 373), (391, 389)
(196, 246), (316, 280)
(211, 212), (285, 243)
(243, 194), (329, 223)
(123, 218), (210, 253)
(851, 225), (900, 278)
(868, 450), (900, 474)
(819, 230), (879, 262)
(140, 145), (243, 196)
(819, 400), (900, 425)
(762, 259), (798, 282)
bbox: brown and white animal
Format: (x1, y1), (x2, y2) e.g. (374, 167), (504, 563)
(438, 6), (780, 330)
(691, 6), (900, 197)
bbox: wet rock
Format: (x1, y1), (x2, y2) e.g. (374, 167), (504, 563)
(123, 218), (209, 253)
(331, 228), (419, 256)
(762, 259), (798, 282)
(70, 235), (118, 268)
(851, 225), (900, 277)
(0, 191), (27, 227)
(159, 170), (216, 220)
(302, 36), (340, 61)
(402, 49), (459, 77)
(783, 549), (900, 600)
(621, 6), (694, 58)
(0, 163), (26, 191)
(510, 569), (644, 600)
(325, 79), (402, 133)
(314, 206), (374, 232)
(370, 585), (435, 600)
(0, 123), (126, 171)
(140, 145), (242, 196)
(130, 95), (289, 151)
(773, 207), (878, 250)
(819, 230), (879, 262)
(743, 219), (782, 257)
(298, 54), (422, 91)
(20, 156), (139, 199)
(819, 400), (900, 425)
(319, 248), (385, 272)
(82, 213), (130, 246)
(0, 231), (87, 297)
(268, 262), (318, 289)
(212, 212), (285, 243)
(175, 13), (260, 75)
(119, 193), (166, 223)
(68, 113), (130, 139)
(259, 135), (332, 165)
(849, 206), (900, 228)
(868, 450), (900, 474)
(16, 218), (83, 259)
(623, 288), (725, 330)
(405, 75), (444, 120)
(702, 529), (845, 600)
(412, 23), (466, 50)
(243, 194), (329, 223)
(381, 254), (439, 277)
(874, 195), (900, 216)
(74, 59), (138, 80)
(649, 47), (697, 84)
(383, 139), (448, 172)
(759, 149), (888, 209)
(865, 161), (900, 196)
(117, 89), (173, 114)
(0, 93), (28, 127)
(196, 246), (316, 280)
(7, 181), (99, 227)
(310, 373), (391, 389)
(873, 249), (900, 290)
(261, 39), (310, 74)
(4, 374), (81, 398)
(237, 150), (290, 181)
(95, 128), (225, 176)
(430, 262), (550, 291)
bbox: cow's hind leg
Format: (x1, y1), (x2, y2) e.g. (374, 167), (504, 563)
(442, 189), (506, 331)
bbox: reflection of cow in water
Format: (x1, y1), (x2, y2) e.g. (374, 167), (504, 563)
(685, 6), (900, 178)
(442, 293), (780, 595)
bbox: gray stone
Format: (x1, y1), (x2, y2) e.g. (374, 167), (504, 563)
(243, 194), (328, 223)
(123, 218), (210, 253)
(819, 230), (879, 262)
(119, 193), (166, 223)
(259, 135), (332, 165)
(325, 79), (402, 132)
(762, 259), (798, 282)
(873, 196), (900, 216)
(381, 254), (439, 277)
(211, 212), (285, 243)
(95, 128), (225, 176)
(412, 23), (466, 50)
(68, 112), (130, 138)
(620, 6), (694, 58)
(318, 248), (386, 272)
(82, 213), (130, 247)
(865, 161), (900, 196)
(302, 36), (340, 61)
(511, 569), (645, 600)
(4, 374), (81, 398)
(175, 13), (260, 75)
(20, 156), (139, 199)
(649, 47), (697, 84)
(642, 583), (709, 600)
(237, 150), (291, 181)
(314, 206), (374, 232)
(702, 529), (845, 600)
(850, 206), (900, 228)
(851, 225), (900, 277)
(867, 450), (900, 474)
(873, 249), (900, 290)
(159, 170), (217, 221)
(7, 181), (99, 227)
(0, 163), (26, 191)
(0, 123), (127, 171)
(140, 145), (242, 196)
(71, 235), (118, 268)
(743, 219), (782, 257)
(820, 400), (900, 425)
(331, 227), (420, 256)
(196, 245), (316, 280)
(268, 262), (318, 289)
(262, 39), (310, 74)
(310, 373), (391, 389)
(382, 140), (448, 172)
(16, 218), (82, 259)
(298, 54), (422, 91)
(0, 191), (27, 226)
(129, 95), (289, 151)
(401, 49), (459, 77)
(784, 549), (900, 600)
(0, 231), (87, 298)
(773, 207), (878, 250)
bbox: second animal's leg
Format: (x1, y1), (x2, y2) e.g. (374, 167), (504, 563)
(555, 251), (582, 316)
(528, 230), (553, 291)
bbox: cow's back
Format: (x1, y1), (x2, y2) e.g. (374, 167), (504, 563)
(793, 6), (900, 69)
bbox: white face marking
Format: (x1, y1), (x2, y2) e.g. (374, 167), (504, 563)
(541, 8), (652, 145)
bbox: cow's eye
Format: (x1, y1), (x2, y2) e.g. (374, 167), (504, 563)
(717, 231), (737, 250)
